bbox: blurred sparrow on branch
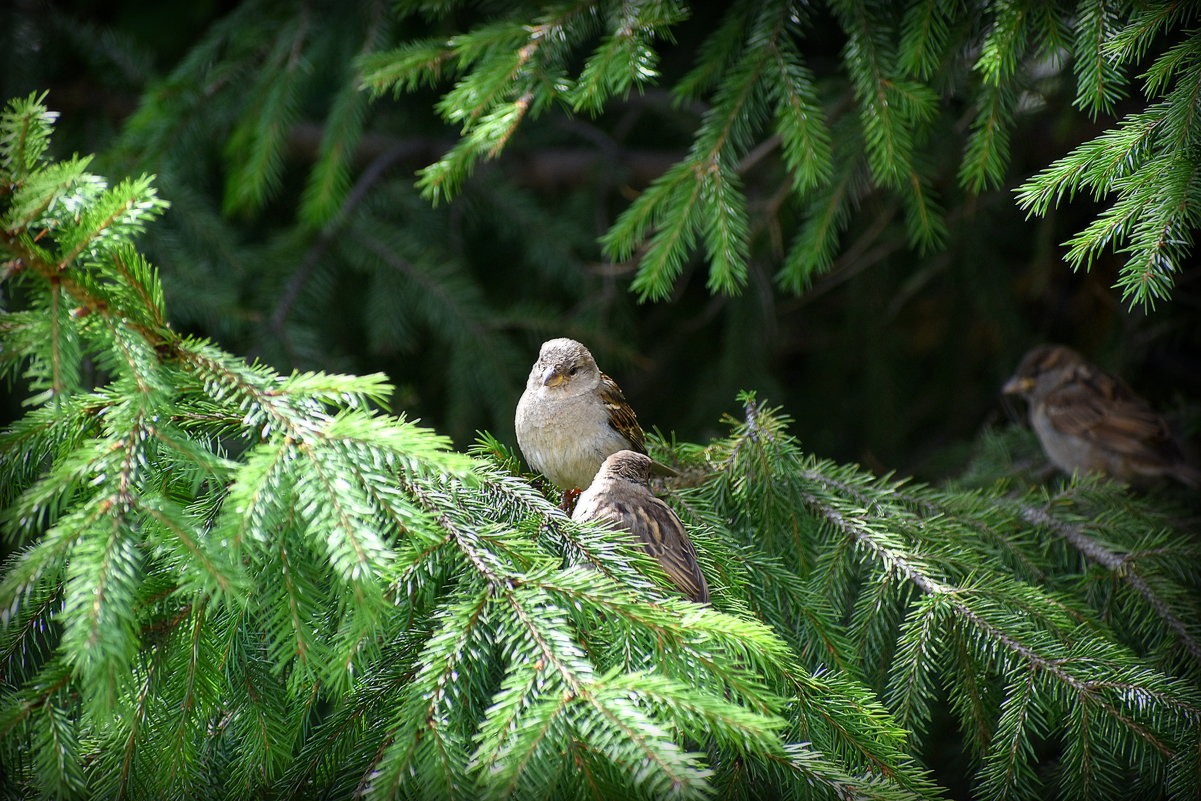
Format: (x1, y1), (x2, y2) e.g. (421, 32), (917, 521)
(1003, 344), (1200, 489)
(573, 450), (709, 604)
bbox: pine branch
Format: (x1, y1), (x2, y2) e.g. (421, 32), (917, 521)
(1073, 0), (1128, 116)
(1010, 500), (1201, 667)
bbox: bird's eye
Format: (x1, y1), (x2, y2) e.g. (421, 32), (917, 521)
(568, 366), (579, 376)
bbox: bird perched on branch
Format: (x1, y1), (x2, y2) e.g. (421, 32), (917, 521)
(573, 450), (709, 604)
(515, 338), (675, 508)
(1003, 344), (1200, 489)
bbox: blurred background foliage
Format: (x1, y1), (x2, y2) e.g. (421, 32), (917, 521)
(2, 0), (1198, 480)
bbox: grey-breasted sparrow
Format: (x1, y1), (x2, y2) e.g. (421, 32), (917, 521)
(573, 450), (709, 603)
(1003, 344), (1199, 488)
(515, 338), (675, 498)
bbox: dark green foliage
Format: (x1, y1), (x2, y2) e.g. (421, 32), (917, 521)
(349, 1), (1201, 310)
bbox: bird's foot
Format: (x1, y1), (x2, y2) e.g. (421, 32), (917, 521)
(560, 488), (581, 514)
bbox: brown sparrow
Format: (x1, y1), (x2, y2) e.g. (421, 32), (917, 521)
(1003, 344), (1200, 488)
(515, 338), (675, 498)
(573, 450), (709, 603)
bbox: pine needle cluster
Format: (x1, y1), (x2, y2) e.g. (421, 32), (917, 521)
(4, 95), (1201, 800)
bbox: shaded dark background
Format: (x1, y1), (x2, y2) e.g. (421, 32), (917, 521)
(2, 0), (1198, 482)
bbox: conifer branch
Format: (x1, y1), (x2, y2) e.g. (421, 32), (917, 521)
(1012, 501), (1201, 667)
(2, 235), (167, 349)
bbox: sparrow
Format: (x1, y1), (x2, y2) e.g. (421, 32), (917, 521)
(1003, 344), (1200, 489)
(515, 338), (675, 500)
(573, 450), (709, 603)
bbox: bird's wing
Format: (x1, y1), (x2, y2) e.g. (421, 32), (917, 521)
(612, 496), (708, 604)
(597, 372), (646, 453)
(634, 498), (709, 603)
(1043, 367), (1178, 459)
(577, 489), (709, 603)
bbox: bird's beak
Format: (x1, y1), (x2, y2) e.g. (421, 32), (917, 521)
(541, 366), (565, 387)
(1002, 376), (1033, 394)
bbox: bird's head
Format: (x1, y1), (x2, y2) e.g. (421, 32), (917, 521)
(529, 338), (601, 396)
(1003, 344), (1086, 400)
(597, 450), (653, 484)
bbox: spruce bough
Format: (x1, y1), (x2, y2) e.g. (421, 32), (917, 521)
(3, 95), (1200, 800)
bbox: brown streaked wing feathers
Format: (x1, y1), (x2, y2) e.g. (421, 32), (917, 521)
(598, 496), (708, 603)
(1044, 365), (1179, 459)
(598, 372), (646, 453)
